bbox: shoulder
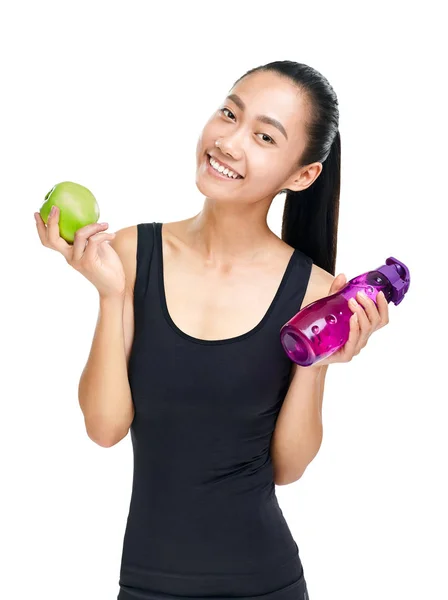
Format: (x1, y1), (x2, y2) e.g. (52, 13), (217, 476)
(109, 225), (138, 292)
(303, 261), (335, 307)
(310, 263), (335, 294)
(265, 237), (334, 310)
(278, 237), (335, 295)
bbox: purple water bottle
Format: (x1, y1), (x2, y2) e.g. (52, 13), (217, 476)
(280, 257), (410, 367)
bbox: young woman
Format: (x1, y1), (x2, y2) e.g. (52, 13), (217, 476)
(35, 60), (389, 600)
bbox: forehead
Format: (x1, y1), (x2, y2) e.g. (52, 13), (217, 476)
(229, 70), (308, 138)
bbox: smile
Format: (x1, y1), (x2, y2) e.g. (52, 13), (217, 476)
(206, 154), (243, 180)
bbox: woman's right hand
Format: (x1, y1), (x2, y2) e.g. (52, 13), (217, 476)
(34, 205), (126, 299)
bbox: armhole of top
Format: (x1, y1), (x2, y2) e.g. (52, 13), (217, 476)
(281, 250), (314, 324)
(301, 251), (314, 298)
(298, 250), (314, 283)
(133, 222), (156, 300)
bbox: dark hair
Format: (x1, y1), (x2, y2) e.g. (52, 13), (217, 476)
(231, 61), (340, 276)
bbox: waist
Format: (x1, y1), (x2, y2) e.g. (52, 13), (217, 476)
(119, 554), (305, 599)
(125, 480), (295, 552)
(120, 489), (300, 592)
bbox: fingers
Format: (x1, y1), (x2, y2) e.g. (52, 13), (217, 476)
(348, 296), (368, 356)
(355, 291), (384, 331)
(328, 273), (346, 296)
(72, 222), (110, 261)
(35, 208), (114, 265)
(34, 212), (48, 245)
(376, 291), (390, 326)
(35, 208), (72, 261)
(343, 309), (360, 359)
(83, 232), (115, 263)
(348, 295), (368, 326)
(46, 206), (73, 259)
(83, 231), (116, 260)
(348, 290), (389, 356)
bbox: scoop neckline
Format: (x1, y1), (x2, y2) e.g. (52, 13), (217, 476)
(155, 222), (298, 346)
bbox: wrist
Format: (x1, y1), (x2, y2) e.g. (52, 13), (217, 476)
(99, 291), (126, 305)
(305, 363), (329, 378)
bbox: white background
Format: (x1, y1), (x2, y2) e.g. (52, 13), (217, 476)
(1, 1), (446, 599)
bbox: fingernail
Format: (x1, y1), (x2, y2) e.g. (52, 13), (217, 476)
(50, 206), (56, 216)
(349, 297), (358, 307)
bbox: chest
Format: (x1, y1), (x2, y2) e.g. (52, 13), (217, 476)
(161, 256), (315, 342)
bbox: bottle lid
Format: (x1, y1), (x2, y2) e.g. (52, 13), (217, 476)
(376, 257), (410, 305)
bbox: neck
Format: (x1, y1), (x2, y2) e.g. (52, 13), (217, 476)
(186, 200), (276, 266)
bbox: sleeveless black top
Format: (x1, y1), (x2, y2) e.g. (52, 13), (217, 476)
(117, 222), (313, 600)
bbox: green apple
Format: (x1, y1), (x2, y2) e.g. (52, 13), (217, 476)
(39, 181), (100, 243)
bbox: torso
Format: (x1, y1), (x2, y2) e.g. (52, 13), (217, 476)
(118, 218), (328, 597)
(157, 218), (331, 341)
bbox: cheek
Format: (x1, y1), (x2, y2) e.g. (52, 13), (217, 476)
(253, 160), (280, 180)
(195, 132), (209, 163)
(196, 123), (214, 154)
(203, 114), (227, 142)
(195, 136), (202, 156)
(251, 162), (289, 192)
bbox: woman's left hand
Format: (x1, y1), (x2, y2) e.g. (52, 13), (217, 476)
(312, 273), (390, 368)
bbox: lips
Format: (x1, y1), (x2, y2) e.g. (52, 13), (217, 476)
(207, 153), (244, 178)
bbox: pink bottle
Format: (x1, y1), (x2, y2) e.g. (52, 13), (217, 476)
(280, 257), (410, 367)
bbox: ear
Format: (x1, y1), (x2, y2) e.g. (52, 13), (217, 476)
(285, 162), (323, 193)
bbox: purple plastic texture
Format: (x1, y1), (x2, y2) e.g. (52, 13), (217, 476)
(280, 256), (410, 367)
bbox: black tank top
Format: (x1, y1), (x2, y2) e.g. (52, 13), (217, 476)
(117, 222), (313, 600)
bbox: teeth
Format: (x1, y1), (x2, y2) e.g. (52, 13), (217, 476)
(209, 155), (241, 179)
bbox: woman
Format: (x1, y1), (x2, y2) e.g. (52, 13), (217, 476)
(35, 60), (389, 600)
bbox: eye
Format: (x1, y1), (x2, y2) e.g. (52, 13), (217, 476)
(256, 133), (275, 145)
(220, 107), (236, 121)
(219, 108), (276, 145)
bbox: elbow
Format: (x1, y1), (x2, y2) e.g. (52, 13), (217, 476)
(274, 463), (307, 485)
(87, 431), (122, 448)
(84, 416), (132, 448)
(87, 429), (129, 448)
(272, 451), (310, 486)
(274, 467), (306, 486)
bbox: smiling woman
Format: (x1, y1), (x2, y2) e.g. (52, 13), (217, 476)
(194, 62), (340, 278)
(109, 61), (342, 600)
(41, 59), (342, 600)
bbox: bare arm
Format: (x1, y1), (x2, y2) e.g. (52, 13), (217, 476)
(271, 269), (335, 484)
(78, 226), (137, 447)
(271, 363), (328, 485)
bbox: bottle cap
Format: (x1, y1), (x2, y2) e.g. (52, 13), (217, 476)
(376, 257), (410, 305)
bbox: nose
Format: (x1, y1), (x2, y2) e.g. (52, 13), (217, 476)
(216, 132), (244, 161)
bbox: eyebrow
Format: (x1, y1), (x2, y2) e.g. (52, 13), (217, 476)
(225, 93), (288, 141)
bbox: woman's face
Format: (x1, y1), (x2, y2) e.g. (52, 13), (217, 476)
(195, 70), (319, 205)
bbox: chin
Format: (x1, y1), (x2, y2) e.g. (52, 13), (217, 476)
(195, 178), (227, 199)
